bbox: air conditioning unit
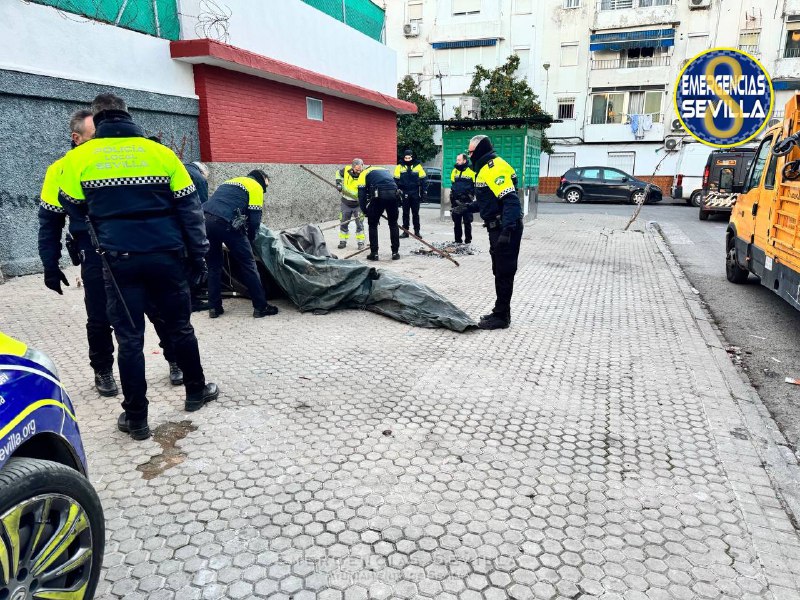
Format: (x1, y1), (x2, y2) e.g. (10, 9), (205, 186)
(403, 22), (420, 37)
(689, 0), (711, 9)
(460, 96), (481, 119)
(671, 118), (684, 133)
(665, 136), (682, 151)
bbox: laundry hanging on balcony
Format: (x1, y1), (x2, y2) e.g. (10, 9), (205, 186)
(590, 29), (675, 52)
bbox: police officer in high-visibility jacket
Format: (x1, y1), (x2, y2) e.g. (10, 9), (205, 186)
(355, 163), (401, 261)
(452, 135), (523, 330)
(203, 169), (278, 319)
(394, 148), (427, 238)
(57, 93), (218, 440)
(334, 159), (365, 250)
(449, 153), (476, 244)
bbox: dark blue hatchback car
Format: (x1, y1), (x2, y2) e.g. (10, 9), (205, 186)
(0, 332), (104, 600)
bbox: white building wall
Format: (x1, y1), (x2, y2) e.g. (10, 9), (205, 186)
(386, 0), (800, 182)
(0, 0), (196, 98)
(178, 0), (398, 96)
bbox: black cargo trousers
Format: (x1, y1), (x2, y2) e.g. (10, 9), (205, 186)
(104, 251), (206, 421)
(487, 219), (524, 321)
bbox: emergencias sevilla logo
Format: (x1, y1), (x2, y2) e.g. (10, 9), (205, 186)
(674, 48), (773, 147)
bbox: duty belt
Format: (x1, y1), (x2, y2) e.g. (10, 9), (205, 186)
(485, 218), (502, 231)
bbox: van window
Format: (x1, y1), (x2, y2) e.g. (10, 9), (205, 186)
(764, 151), (778, 190)
(719, 168), (734, 193)
(745, 137), (773, 192)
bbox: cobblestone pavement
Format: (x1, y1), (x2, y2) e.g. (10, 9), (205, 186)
(2, 211), (800, 599)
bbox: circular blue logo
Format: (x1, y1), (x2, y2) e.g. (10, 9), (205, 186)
(674, 48), (773, 147)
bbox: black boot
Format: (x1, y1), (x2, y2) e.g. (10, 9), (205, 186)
(254, 304), (279, 318)
(337, 240), (347, 249)
(169, 362), (183, 386)
(95, 370), (119, 397)
(400, 232), (410, 239)
(185, 383), (220, 412)
(479, 314), (510, 330)
(117, 412), (151, 440)
(392, 253), (400, 260)
(209, 307), (224, 319)
(367, 253), (379, 261)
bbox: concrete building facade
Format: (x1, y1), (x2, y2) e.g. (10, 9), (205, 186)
(0, 0), (412, 278)
(385, 0), (800, 191)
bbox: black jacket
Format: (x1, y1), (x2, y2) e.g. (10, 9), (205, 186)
(356, 167), (398, 213)
(57, 110), (208, 257)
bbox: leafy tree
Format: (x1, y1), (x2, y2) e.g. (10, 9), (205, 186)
(459, 55), (553, 153)
(396, 76), (440, 163)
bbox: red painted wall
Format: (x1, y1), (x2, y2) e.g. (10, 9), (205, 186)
(193, 65), (398, 164)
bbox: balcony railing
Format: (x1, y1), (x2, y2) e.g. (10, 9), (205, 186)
(783, 47), (800, 58)
(738, 45), (760, 55)
(598, 0), (673, 10)
(591, 56), (671, 69)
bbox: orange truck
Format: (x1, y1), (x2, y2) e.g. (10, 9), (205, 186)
(727, 95), (800, 310)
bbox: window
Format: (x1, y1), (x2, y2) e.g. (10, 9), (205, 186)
(581, 168), (602, 180)
(600, 0), (633, 9)
(785, 29), (800, 58)
(514, 47), (530, 72)
(738, 31), (760, 53)
(563, 0), (580, 7)
(626, 47), (659, 68)
(407, 1), (423, 20)
(746, 137), (773, 191)
(591, 93), (624, 124)
(628, 90), (663, 122)
(607, 152), (635, 174)
(548, 153), (575, 176)
(765, 151), (778, 190)
(408, 54), (423, 75)
(639, 0), (672, 6)
(306, 97), (323, 121)
(452, 0), (480, 15)
(514, 0), (532, 13)
(603, 169), (627, 181)
(557, 97), (576, 120)
(687, 33), (709, 57)
(561, 43), (579, 66)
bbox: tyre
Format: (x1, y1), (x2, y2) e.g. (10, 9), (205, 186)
(630, 189), (646, 205)
(690, 191), (703, 207)
(699, 208), (709, 221)
(0, 457), (104, 600)
(564, 188), (582, 204)
(726, 236), (749, 283)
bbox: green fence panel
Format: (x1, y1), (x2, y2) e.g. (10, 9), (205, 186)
(441, 128), (542, 188)
(29, 0), (180, 40)
(302, 0), (384, 42)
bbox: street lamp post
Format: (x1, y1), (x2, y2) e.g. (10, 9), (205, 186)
(542, 62), (550, 112)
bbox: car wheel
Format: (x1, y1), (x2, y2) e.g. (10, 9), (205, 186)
(699, 208), (709, 221)
(630, 190), (646, 205)
(565, 189), (582, 204)
(690, 191), (703, 207)
(0, 457), (104, 600)
(726, 236), (749, 283)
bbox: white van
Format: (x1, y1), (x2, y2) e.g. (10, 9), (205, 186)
(671, 142), (715, 206)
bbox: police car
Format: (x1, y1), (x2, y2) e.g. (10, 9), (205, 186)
(0, 332), (104, 600)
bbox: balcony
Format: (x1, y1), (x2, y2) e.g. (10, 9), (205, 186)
(598, 0), (673, 9)
(783, 47), (800, 59)
(594, 0), (677, 29)
(738, 45), (760, 56)
(584, 119), (665, 143)
(591, 56), (671, 69)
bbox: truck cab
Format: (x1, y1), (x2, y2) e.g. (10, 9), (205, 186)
(727, 94), (800, 310)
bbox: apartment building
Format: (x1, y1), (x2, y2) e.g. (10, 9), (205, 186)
(385, 0), (800, 189)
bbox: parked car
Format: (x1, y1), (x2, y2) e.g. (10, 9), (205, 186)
(671, 142), (715, 206)
(0, 331), (105, 600)
(556, 167), (663, 204)
(423, 167), (442, 204)
(698, 147), (756, 221)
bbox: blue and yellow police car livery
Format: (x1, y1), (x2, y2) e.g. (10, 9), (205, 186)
(56, 110), (207, 259)
(0, 332), (105, 599)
